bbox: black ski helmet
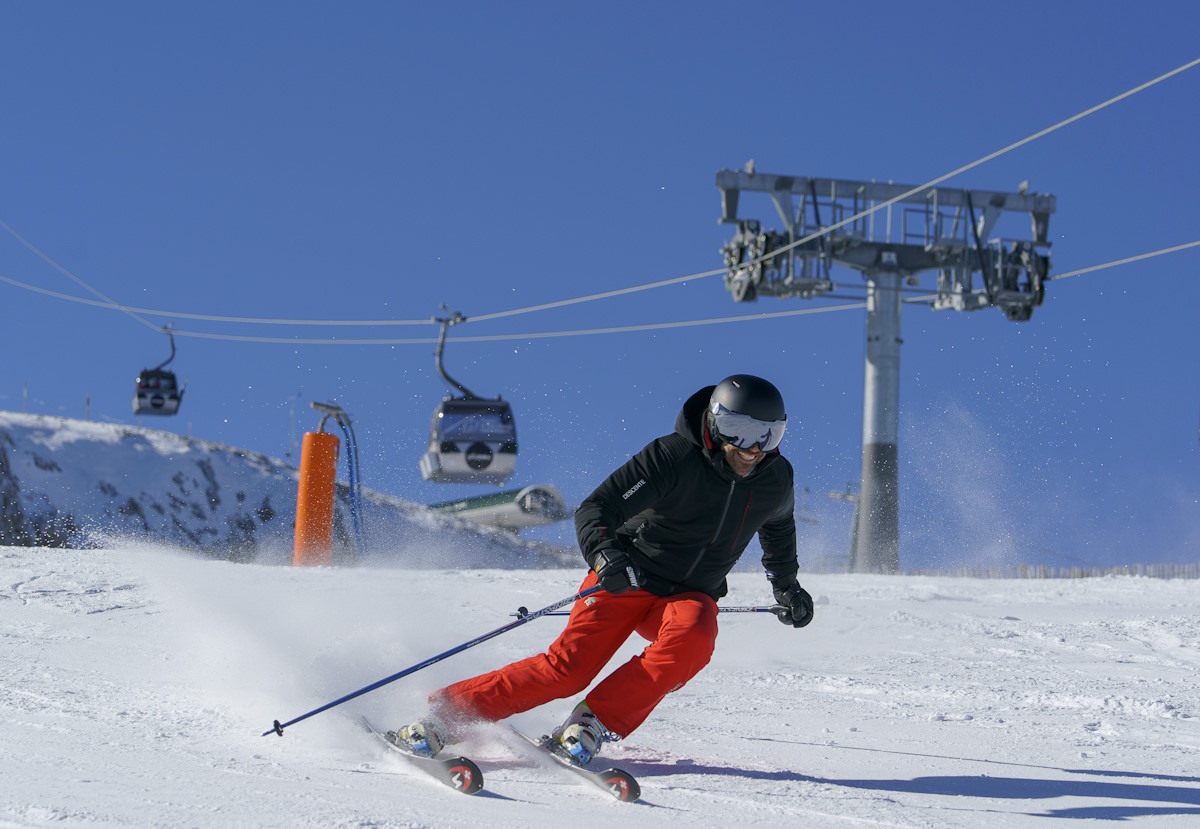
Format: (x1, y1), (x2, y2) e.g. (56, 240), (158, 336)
(706, 374), (788, 452)
(709, 374), (786, 423)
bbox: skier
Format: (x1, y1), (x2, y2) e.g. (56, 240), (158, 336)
(398, 374), (814, 764)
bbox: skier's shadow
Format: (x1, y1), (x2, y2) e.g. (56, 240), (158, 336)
(810, 774), (1200, 821)
(339, 766), (522, 801)
(746, 735), (1200, 787)
(753, 734), (1200, 815)
(473, 788), (521, 802)
(624, 761), (799, 780)
(622, 762), (1200, 820)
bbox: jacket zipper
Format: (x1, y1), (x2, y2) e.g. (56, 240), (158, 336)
(683, 479), (737, 581)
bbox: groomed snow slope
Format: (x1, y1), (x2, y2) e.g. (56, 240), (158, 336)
(3, 545), (1198, 828)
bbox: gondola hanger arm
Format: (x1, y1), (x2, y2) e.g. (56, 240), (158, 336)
(432, 306), (476, 399)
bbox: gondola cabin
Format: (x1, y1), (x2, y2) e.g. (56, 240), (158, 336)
(133, 368), (182, 416)
(133, 326), (185, 416)
(419, 397), (517, 485)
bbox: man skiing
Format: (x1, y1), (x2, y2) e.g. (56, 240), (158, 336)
(398, 374), (814, 764)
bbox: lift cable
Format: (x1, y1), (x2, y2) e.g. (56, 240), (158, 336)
(0, 270), (430, 326)
(2, 239), (1196, 346)
(2, 56), (1195, 333)
(465, 54), (1200, 323)
(0, 217), (162, 333)
(1045, 239), (1200, 282)
(150, 242), (1200, 345)
(719, 55), (1200, 273)
(897, 240), (1200, 307)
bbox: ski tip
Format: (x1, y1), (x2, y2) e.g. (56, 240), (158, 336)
(445, 758), (485, 795)
(602, 769), (640, 802)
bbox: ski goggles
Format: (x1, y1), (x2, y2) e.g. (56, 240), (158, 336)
(708, 402), (787, 453)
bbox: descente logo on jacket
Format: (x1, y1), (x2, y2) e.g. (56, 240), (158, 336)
(622, 478), (647, 500)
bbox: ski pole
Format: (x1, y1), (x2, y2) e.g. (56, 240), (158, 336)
(512, 604), (778, 617)
(263, 584), (602, 737)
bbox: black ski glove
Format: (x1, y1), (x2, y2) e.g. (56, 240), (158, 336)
(591, 547), (643, 595)
(770, 577), (814, 628)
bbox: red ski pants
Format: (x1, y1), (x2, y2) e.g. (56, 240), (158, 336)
(430, 571), (719, 738)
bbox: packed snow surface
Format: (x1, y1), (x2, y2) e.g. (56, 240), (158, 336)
(3, 545), (1198, 828)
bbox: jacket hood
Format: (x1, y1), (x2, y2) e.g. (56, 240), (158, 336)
(675, 385), (716, 448)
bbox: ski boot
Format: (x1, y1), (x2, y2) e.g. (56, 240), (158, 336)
(552, 701), (606, 765)
(394, 713), (450, 758)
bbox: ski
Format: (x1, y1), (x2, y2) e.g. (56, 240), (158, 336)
(510, 727), (640, 802)
(360, 716), (483, 795)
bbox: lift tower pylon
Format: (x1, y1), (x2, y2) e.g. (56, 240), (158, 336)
(716, 166), (1055, 574)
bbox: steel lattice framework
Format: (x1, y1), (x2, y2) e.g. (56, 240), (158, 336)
(716, 165), (1056, 573)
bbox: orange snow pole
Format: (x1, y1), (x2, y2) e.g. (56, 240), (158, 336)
(293, 430), (340, 566)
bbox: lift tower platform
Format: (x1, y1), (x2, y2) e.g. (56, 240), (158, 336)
(716, 166), (1055, 573)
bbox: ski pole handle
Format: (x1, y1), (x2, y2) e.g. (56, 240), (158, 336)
(263, 584), (602, 737)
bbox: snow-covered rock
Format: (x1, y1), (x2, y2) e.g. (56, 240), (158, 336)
(0, 411), (574, 568)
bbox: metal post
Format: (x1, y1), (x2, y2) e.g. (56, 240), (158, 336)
(850, 269), (901, 574)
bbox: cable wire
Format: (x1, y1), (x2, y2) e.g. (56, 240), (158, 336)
(1, 57), (1196, 334)
(1046, 240), (1200, 281)
(4, 240), (1197, 345)
(0, 217), (162, 333)
(467, 54), (1200, 324)
(0, 272), (430, 326)
(166, 240), (1200, 344)
(898, 239), (1200, 306)
(466, 267), (728, 323)
(162, 300), (870, 345)
(736, 56), (1200, 270)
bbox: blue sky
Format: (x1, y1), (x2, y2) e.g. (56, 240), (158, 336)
(2, 2), (1197, 570)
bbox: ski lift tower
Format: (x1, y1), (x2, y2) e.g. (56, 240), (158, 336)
(716, 165), (1055, 574)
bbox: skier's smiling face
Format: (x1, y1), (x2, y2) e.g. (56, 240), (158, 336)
(721, 442), (765, 477)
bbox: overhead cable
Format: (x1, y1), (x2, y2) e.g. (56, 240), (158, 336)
(163, 300), (871, 345)
(753, 56), (1200, 267)
(469, 54), (1200, 324)
(0, 217), (162, 332)
(171, 240), (1200, 345)
(1, 56), (1196, 332)
(1046, 239), (1200, 281)
(0, 272), (429, 325)
(3, 240), (1196, 345)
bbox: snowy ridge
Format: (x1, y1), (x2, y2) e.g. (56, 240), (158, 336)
(0, 410), (574, 568)
(3, 545), (1198, 827)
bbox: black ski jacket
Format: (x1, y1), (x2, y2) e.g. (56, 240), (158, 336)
(575, 385), (798, 600)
